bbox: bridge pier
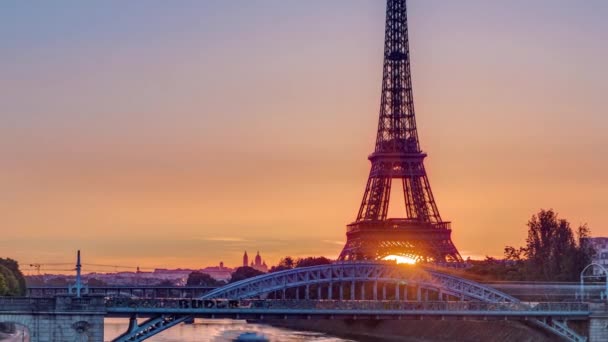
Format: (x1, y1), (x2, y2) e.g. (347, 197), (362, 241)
(588, 304), (608, 342)
(395, 284), (400, 300)
(351, 281), (355, 300)
(328, 283), (333, 299)
(0, 296), (105, 342)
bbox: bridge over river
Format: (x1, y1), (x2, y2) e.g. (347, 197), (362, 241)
(3, 262), (608, 342)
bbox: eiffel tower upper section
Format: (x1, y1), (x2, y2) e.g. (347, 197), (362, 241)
(339, 0), (463, 263)
(356, 0), (441, 224)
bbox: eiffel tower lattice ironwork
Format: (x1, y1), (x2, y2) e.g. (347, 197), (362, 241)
(338, 0), (463, 264)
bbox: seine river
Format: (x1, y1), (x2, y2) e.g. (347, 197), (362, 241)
(104, 318), (353, 342)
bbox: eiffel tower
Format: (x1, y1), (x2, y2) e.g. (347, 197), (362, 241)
(338, 0), (463, 264)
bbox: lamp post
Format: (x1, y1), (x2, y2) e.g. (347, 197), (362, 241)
(579, 263), (608, 301)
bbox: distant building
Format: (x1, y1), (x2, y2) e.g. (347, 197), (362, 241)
(201, 262), (232, 282)
(243, 251), (249, 268)
(583, 237), (608, 274)
(250, 251), (268, 273)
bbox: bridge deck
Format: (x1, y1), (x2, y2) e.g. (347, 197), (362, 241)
(105, 299), (591, 319)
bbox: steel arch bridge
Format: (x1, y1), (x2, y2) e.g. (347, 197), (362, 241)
(113, 262), (586, 342)
(200, 262), (516, 302)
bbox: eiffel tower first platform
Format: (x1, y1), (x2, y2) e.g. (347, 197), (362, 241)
(338, 0), (463, 264)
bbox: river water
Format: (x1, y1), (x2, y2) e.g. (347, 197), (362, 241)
(104, 318), (354, 342)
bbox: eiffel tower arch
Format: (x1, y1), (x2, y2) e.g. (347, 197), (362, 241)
(338, 0), (463, 264)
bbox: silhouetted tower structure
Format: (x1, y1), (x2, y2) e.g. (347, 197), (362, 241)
(243, 251), (249, 268)
(338, 0), (463, 264)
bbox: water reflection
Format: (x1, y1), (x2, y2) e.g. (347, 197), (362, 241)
(105, 318), (353, 342)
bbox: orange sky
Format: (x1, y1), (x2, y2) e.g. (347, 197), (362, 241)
(1, 1), (607, 273)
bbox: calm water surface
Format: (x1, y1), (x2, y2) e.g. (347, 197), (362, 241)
(105, 318), (354, 342)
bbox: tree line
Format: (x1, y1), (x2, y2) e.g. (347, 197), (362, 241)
(464, 209), (594, 281)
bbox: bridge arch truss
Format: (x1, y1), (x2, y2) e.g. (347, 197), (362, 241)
(201, 262), (517, 302)
(113, 262), (586, 342)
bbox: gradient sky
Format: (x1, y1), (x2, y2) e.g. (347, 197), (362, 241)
(1, 1), (607, 273)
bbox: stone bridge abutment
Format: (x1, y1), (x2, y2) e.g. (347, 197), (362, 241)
(0, 296), (105, 342)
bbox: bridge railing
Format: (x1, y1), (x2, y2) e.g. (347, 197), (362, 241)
(105, 298), (590, 313)
(0, 296), (106, 312)
(0, 297), (55, 311)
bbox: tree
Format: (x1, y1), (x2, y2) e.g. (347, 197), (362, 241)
(87, 278), (107, 286)
(460, 209), (594, 282)
(523, 209), (593, 281)
(230, 267), (264, 283)
(269, 257), (295, 273)
(503, 246), (523, 263)
(0, 274), (8, 296)
(575, 224), (594, 274)
(0, 258), (26, 296)
(295, 257), (332, 268)
(186, 272), (221, 286)
(156, 279), (175, 286)
(0, 265), (20, 296)
(270, 256), (333, 273)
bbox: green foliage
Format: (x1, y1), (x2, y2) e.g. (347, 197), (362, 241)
(0, 265), (20, 296)
(186, 272), (222, 286)
(230, 266), (264, 283)
(270, 256), (333, 273)
(269, 257), (295, 273)
(463, 209), (594, 282)
(524, 209), (592, 281)
(0, 258), (26, 296)
(0, 274), (8, 296)
(295, 256), (332, 268)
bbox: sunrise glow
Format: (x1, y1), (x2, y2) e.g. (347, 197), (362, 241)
(383, 255), (417, 265)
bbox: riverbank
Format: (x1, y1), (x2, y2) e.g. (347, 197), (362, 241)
(260, 319), (558, 341)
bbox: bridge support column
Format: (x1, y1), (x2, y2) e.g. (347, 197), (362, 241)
(382, 284), (386, 300)
(417, 287), (421, 301)
(328, 283), (333, 299)
(395, 283), (400, 300)
(317, 285), (321, 299)
(373, 281), (378, 300)
(296, 287), (300, 300)
(589, 306), (608, 342)
(339, 283), (343, 300)
(282, 288), (286, 300)
(305, 285), (310, 300)
(361, 283), (366, 300)
(351, 281), (355, 300)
